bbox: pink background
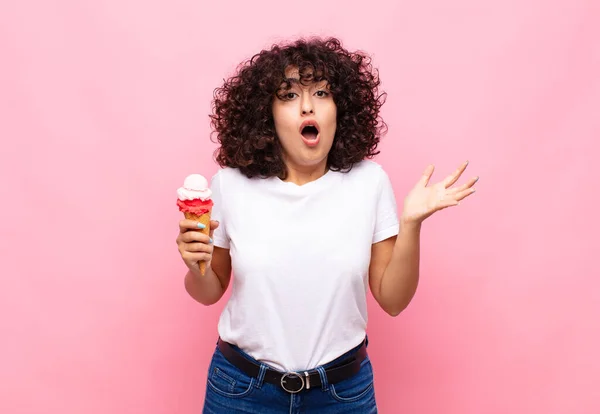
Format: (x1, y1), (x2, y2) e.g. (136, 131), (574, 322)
(1, 0), (599, 413)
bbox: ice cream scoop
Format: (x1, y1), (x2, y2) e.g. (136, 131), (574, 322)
(177, 174), (212, 202)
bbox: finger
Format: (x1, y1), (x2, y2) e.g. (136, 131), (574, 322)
(437, 198), (460, 209)
(209, 220), (219, 238)
(447, 176), (479, 194)
(180, 231), (212, 244)
(183, 242), (213, 253)
(455, 187), (476, 201)
(441, 188), (476, 208)
(443, 160), (469, 188)
(181, 251), (211, 263)
(179, 219), (209, 232)
(418, 164), (435, 187)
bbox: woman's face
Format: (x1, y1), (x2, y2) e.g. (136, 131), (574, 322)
(272, 67), (337, 173)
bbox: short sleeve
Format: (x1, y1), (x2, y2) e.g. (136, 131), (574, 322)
(210, 170), (230, 249)
(372, 166), (400, 244)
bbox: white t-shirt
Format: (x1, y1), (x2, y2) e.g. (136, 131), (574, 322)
(210, 160), (399, 372)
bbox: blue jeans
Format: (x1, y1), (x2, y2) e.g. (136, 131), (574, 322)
(202, 338), (377, 413)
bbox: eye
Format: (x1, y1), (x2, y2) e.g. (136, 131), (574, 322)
(315, 90), (329, 97)
(285, 92), (298, 100)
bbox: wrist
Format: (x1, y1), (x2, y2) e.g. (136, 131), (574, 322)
(187, 267), (203, 281)
(400, 217), (422, 232)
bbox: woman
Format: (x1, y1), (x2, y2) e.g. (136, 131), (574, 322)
(176, 37), (477, 413)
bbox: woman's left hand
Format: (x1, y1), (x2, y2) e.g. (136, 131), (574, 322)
(401, 161), (478, 225)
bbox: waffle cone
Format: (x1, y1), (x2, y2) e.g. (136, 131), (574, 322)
(184, 209), (212, 276)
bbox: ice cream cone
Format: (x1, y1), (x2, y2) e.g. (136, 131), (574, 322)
(177, 173), (214, 277)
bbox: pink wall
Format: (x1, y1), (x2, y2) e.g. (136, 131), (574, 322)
(1, 0), (599, 412)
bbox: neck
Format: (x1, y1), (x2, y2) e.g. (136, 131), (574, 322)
(281, 161), (328, 186)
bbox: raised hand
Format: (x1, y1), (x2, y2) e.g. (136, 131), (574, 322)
(401, 161), (478, 224)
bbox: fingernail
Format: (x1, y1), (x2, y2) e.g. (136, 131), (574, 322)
(197, 223), (206, 229)
(209, 238), (213, 243)
(474, 176), (479, 182)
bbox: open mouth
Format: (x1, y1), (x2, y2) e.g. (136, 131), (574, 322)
(301, 125), (319, 140)
(299, 121), (320, 146)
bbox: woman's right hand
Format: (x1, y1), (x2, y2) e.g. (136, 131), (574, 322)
(176, 219), (220, 276)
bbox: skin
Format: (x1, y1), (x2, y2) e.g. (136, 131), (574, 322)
(176, 67), (479, 315)
(271, 67), (337, 186)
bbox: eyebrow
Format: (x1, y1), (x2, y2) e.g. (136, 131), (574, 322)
(281, 78), (328, 87)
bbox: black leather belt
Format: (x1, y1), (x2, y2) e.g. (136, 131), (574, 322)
(217, 338), (368, 394)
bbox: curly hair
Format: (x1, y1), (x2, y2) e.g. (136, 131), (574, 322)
(210, 37), (387, 179)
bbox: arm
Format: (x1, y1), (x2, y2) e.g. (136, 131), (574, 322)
(369, 220), (421, 316)
(177, 219), (232, 306)
(184, 246), (232, 306)
(369, 161), (478, 316)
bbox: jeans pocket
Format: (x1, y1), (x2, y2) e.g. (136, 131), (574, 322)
(329, 357), (375, 403)
(206, 348), (255, 399)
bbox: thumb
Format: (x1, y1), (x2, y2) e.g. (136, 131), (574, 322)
(209, 220), (220, 238)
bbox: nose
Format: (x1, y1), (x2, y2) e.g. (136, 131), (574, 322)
(301, 94), (314, 115)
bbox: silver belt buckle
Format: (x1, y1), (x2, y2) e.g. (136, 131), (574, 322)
(280, 372), (305, 393)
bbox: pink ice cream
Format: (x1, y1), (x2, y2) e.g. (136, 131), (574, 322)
(176, 174), (214, 215)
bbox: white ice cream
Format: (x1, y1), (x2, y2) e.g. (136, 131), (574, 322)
(177, 174), (212, 201)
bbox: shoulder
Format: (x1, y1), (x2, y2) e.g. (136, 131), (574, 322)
(345, 160), (396, 200)
(211, 166), (248, 185)
(211, 166), (234, 180)
(346, 159), (390, 182)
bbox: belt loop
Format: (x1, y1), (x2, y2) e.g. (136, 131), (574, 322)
(316, 366), (329, 391)
(255, 364), (267, 388)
